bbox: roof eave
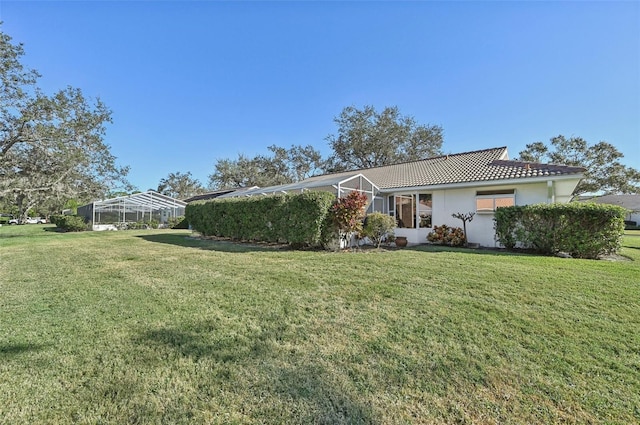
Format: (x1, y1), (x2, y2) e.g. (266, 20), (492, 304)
(379, 173), (585, 193)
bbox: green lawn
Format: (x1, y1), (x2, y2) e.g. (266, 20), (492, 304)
(1, 225), (639, 424)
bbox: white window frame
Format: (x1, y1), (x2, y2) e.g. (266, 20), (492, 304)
(418, 193), (433, 228)
(476, 189), (516, 213)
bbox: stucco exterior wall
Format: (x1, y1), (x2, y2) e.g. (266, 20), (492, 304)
(387, 180), (566, 247)
(435, 183), (549, 247)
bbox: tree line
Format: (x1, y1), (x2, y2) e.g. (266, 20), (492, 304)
(132, 104), (448, 201)
(1, 25), (638, 218)
(167, 130), (640, 200)
(207, 105), (444, 189)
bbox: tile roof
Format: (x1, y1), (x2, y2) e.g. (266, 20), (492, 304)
(304, 147), (585, 190)
(579, 194), (640, 211)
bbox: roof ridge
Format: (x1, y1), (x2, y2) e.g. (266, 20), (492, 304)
(394, 146), (508, 166)
(313, 146), (508, 178)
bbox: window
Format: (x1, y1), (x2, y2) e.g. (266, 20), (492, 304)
(476, 189), (515, 213)
(370, 196), (384, 214)
(395, 195), (415, 228)
(418, 194), (432, 228)
(390, 193), (433, 228)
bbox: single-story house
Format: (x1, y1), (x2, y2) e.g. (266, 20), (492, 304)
(578, 194), (640, 225)
(219, 147), (585, 247)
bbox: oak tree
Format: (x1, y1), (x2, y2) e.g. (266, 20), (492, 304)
(208, 144), (324, 189)
(518, 135), (640, 196)
(157, 171), (204, 199)
(0, 28), (129, 218)
(325, 105), (444, 171)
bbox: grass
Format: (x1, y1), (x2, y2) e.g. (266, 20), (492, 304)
(1, 224), (639, 424)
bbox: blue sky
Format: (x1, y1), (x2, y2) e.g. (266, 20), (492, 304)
(1, 1), (638, 192)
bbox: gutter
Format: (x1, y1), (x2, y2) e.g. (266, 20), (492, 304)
(377, 173), (585, 194)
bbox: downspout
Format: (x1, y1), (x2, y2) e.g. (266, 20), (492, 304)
(547, 180), (555, 204)
(415, 191), (421, 229)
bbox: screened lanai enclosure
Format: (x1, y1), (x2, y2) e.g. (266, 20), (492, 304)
(218, 173), (383, 212)
(77, 191), (187, 231)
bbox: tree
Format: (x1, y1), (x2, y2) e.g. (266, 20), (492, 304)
(208, 154), (278, 189)
(325, 105), (444, 171)
(266, 144), (325, 182)
(157, 171), (204, 199)
(451, 211), (475, 247)
(208, 144), (324, 189)
(0, 28), (129, 218)
(517, 135), (640, 196)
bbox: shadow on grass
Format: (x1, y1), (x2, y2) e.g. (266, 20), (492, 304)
(274, 365), (377, 424)
(407, 244), (537, 258)
(43, 226), (63, 232)
(136, 321), (271, 362)
(135, 320), (379, 423)
(136, 233), (282, 253)
(0, 343), (45, 357)
(139, 232), (539, 260)
(411, 244), (639, 262)
(138, 232), (549, 261)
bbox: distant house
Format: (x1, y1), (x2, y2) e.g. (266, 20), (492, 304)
(219, 147), (585, 247)
(579, 194), (640, 225)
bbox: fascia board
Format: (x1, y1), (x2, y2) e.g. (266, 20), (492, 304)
(378, 173), (584, 193)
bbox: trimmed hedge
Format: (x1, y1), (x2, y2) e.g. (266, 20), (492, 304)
(494, 203), (627, 259)
(50, 214), (89, 232)
(185, 191), (336, 247)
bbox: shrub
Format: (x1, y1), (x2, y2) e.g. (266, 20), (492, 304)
(125, 220), (159, 230)
(284, 191), (337, 247)
(328, 191), (369, 249)
(51, 215), (88, 232)
(494, 203), (626, 259)
(492, 206), (523, 250)
(0, 214), (14, 224)
(49, 215), (62, 226)
(427, 225), (465, 247)
(168, 216), (188, 229)
(185, 191), (336, 248)
(362, 212), (396, 248)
